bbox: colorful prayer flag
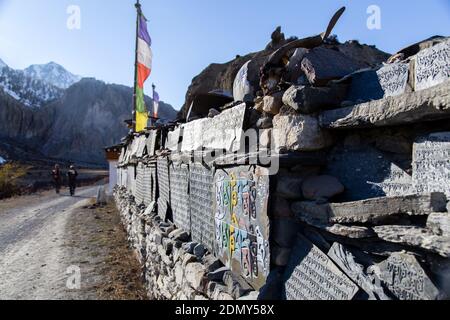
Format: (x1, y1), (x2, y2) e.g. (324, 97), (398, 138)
(135, 12), (152, 132)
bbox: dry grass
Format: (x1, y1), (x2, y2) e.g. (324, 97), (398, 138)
(66, 200), (148, 300)
(0, 163), (30, 199)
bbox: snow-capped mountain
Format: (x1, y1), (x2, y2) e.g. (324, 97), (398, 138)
(0, 65), (64, 108)
(24, 62), (81, 89)
(0, 60), (81, 108)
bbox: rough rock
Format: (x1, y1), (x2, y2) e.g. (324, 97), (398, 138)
(193, 244), (206, 259)
(320, 82), (450, 129)
(282, 84), (348, 114)
(301, 175), (345, 201)
(256, 116), (273, 129)
(271, 245), (292, 267)
(427, 212), (450, 236)
(169, 229), (190, 242)
(292, 193), (448, 226)
(207, 267), (229, 282)
(182, 254), (198, 267)
(301, 47), (366, 86)
(223, 271), (253, 299)
(238, 291), (260, 301)
(271, 196), (295, 218)
(273, 113), (332, 152)
(374, 252), (441, 300)
(185, 262), (207, 292)
(262, 91), (284, 115)
(272, 218), (301, 247)
(325, 224), (376, 239)
(327, 243), (390, 300)
(275, 174), (305, 200)
(373, 225), (450, 258)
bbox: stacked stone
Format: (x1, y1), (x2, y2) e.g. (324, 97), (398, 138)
(258, 37), (450, 300)
(112, 33), (450, 301)
(114, 186), (259, 300)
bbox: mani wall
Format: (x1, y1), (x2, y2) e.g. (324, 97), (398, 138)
(113, 37), (450, 300)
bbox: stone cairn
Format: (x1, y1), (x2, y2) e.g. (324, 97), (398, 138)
(114, 10), (450, 300)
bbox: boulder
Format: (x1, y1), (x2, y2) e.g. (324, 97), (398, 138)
(223, 271), (253, 299)
(271, 245), (292, 267)
(193, 243), (206, 258)
(428, 212), (450, 236)
(262, 91), (284, 115)
(207, 266), (229, 282)
(301, 47), (366, 86)
(272, 218), (301, 247)
(271, 196), (295, 218)
(169, 229), (190, 242)
(256, 117), (273, 129)
(273, 114), (332, 152)
(185, 262), (207, 292)
(282, 84), (348, 114)
(301, 175), (345, 201)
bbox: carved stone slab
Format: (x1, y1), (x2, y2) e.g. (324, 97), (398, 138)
(170, 163), (190, 233)
(189, 163), (215, 252)
(157, 157), (171, 220)
(374, 225), (450, 258)
(135, 162), (145, 205)
(320, 82), (450, 129)
(146, 130), (158, 156)
(413, 132), (450, 197)
(166, 128), (181, 152)
(328, 243), (390, 300)
(375, 252), (440, 300)
(415, 40), (450, 91)
(282, 234), (359, 300)
(347, 63), (409, 103)
(214, 165), (271, 290)
(202, 103), (247, 152)
(325, 145), (412, 201)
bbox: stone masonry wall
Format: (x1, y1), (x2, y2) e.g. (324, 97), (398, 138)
(113, 35), (450, 300)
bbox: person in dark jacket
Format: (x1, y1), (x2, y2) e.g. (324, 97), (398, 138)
(51, 164), (62, 194)
(67, 165), (78, 196)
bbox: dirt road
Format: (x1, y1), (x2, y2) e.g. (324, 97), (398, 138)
(0, 186), (146, 300)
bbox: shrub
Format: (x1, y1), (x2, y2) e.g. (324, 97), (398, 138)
(0, 163), (28, 199)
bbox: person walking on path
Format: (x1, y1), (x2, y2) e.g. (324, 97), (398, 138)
(51, 164), (62, 194)
(67, 165), (78, 196)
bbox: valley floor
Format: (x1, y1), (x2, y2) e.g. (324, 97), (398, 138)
(0, 185), (146, 300)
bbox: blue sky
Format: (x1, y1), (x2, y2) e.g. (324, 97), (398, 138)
(0, 0), (449, 109)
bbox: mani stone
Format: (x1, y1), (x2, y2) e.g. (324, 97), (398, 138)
(375, 252), (440, 300)
(427, 212), (450, 237)
(320, 81), (450, 129)
(373, 225), (450, 258)
(282, 84), (347, 114)
(301, 47), (364, 86)
(292, 193), (447, 226)
(345, 62), (410, 103)
(325, 145), (413, 201)
(301, 175), (345, 201)
(273, 114), (332, 152)
(412, 132), (450, 198)
(282, 234), (359, 300)
(327, 243), (390, 300)
(414, 39), (450, 91)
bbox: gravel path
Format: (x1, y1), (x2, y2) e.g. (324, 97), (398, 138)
(0, 187), (98, 300)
